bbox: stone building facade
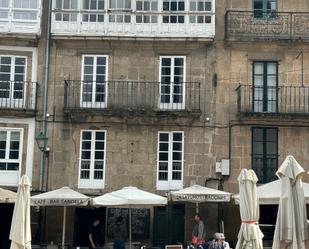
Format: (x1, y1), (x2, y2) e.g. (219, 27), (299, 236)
(1, 0), (309, 248)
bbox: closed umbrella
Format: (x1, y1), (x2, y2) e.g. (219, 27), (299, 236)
(9, 175), (32, 249)
(92, 186), (167, 249)
(272, 155), (309, 249)
(235, 169), (263, 249)
(31, 186), (89, 249)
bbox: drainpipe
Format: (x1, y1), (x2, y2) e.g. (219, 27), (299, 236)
(39, 0), (52, 191)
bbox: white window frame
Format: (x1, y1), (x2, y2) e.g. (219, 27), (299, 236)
(0, 128), (23, 186)
(159, 56), (186, 110)
(80, 54), (109, 108)
(78, 130), (107, 189)
(0, 55), (28, 109)
(81, 0), (105, 23)
(156, 131), (184, 191)
(0, 0), (40, 22)
(135, 0), (158, 24)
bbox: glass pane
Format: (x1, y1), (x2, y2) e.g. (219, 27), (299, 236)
(173, 133), (182, 141)
(252, 128), (263, 142)
(254, 63), (264, 74)
(82, 131), (92, 140)
(267, 63), (277, 74)
(252, 141), (263, 154)
(159, 152), (168, 161)
(95, 151), (104, 159)
(7, 163), (19, 170)
(159, 133), (169, 141)
(266, 129), (277, 141)
(95, 132), (105, 140)
(190, 1), (196, 11)
(159, 162), (168, 171)
(173, 152), (181, 160)
(205, 1), (211, 11)
(0, 0), (9, 7)
(159, 143), (168, 151)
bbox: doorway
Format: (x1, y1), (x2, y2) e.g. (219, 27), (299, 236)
(153, 204), (185, 248)
(74, 207), (106, 247)
(0, 204), (14, 249)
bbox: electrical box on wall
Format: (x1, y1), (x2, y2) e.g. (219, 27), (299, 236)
(215, 162), (222, 173)
(221, 159), (230, 176)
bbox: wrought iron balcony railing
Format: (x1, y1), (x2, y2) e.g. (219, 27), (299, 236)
(0, 81), (37, 112)
(225, 10), (309, 41)
(236, 85), (309, 115)
(64, 80), (201, 114)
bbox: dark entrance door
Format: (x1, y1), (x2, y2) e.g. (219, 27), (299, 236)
(0, 204), (14, 249)
(74, 207), (106, 247)
(153, 204), (185, 249)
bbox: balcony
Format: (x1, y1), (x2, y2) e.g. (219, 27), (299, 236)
(0, 0), (41, 36)
(225, 10), (309, 41)
(64, 80), (201, 117)
(0, 81), (37, 115)
(236, 85), (309, 117)
(51, 0), (215, 39)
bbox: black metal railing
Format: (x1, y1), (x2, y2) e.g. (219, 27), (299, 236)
(0, 81), (37, 111)
(225, 10), (309, 40)
(64, 80), (201, 113)
(236, 85), (309, 115)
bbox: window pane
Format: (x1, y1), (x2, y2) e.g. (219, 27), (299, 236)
(82, 131), (91, 140)
(159, 133), (169, 141)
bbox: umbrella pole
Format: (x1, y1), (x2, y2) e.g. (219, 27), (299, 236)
(129, 207), (132, 249)
(195, 203), (199, 213)
(62, 206), (66, 249)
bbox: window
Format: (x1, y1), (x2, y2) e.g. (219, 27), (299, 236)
(253, 62), (278, 113)
(108, 0), (131, 23)
(109, 0), (131, 9)
(157, 131), (184, 190)
(55, 0), (78, 21)
(81, 55), (108, 108)
(160, 56), (185, 110)
(253, 0), (277, 18)
(163, 0), (185, 23)
(0, 56), (27, 108)
(189, 0), (212, 24)
(252, 127), (278, 184)
(0, 0), (39, 20)
(136, 0), (158, 23)
(79, 130), (106, 189)
(82, 0), (105, 23)
(0, 129), (23, 172)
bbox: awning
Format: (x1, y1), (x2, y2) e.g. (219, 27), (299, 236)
(170, 184), (231, 203)
(31, 186), (89, 206)
(92, 186), (167, 206)
(0, 187), (17, 203)
(233, 179), (309, 205)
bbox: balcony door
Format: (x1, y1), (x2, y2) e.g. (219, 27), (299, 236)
(0, 56), (26, 109)
(81, 55), (108, 108)
(253, 62), (278, 113)
(160, 56), (186, 110)
(253, 0), (277, 18)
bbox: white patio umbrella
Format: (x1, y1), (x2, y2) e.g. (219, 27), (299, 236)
(92, 186), (167, 249)
(0, 187), (17, 203)
(235, 169), (263, 249)
(272, 155), (309, 249)
(234, 179), (309, 205)
(9, 175), (32, 249)
(31, 186), (89, 249)
(170, 184), (231, 212)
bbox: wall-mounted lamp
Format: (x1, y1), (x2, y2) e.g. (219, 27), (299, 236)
(36, 131), (48, 152)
